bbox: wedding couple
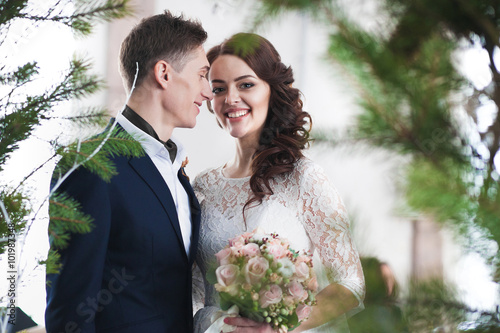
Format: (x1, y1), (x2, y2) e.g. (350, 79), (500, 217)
(45, 10), (365, 333)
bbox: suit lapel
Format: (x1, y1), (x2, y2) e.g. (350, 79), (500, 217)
(178, 168), (200, 264)
(129, 156), (187, 260)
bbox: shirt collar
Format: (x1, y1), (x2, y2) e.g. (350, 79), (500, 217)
(121, 105), (177, 163)
(116, 108), (186, 167)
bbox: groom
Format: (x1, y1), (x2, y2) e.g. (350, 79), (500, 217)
(45, 11), (212, 332)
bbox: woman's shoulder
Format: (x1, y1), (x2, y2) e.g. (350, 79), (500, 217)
(293, 156), (326, 177)
(192, 165), (223, 189)
(290, 156), (336, 193)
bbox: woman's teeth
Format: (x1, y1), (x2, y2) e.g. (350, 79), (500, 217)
(227, 110), (249, 118)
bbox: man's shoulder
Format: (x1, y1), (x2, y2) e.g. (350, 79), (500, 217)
(50, 122), (145, 190)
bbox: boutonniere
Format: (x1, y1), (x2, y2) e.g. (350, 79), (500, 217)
(181, 156), (189, 180)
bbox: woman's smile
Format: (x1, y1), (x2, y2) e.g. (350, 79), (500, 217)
(226, 108), (250, 119)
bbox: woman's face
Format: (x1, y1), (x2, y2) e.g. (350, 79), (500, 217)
(209, 55), (271, 143)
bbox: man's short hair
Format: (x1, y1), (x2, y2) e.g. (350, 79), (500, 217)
(119, 10), (207, 91)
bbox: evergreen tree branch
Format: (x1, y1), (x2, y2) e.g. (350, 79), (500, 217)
(11, 152), (59, 194)
(15, 0), (132, 36)
(0, 57), (103, 170)
(454, 0), (500, 50)
(49, 216), (89, 224)
(0, 2), (139, 326)
(46, 62), (139, 258)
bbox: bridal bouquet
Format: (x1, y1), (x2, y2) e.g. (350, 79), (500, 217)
(207, 230), (318, 332)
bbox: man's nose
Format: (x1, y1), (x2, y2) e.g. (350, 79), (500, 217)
(202, 80), (213, 101)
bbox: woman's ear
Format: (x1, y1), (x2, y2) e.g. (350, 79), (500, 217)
(154, 60), (170, 88)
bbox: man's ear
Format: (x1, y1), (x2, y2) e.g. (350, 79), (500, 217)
(154, 60), (170, 89)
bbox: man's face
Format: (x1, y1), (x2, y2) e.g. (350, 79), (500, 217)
(163, 46), (213, 129)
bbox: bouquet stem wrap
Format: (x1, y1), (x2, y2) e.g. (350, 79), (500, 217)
(205, 304), (239, 333)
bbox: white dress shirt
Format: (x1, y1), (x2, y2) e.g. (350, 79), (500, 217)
(116, 112), (192, 256)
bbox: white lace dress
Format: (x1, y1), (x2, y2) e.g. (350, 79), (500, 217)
(192, 157), (365, 332)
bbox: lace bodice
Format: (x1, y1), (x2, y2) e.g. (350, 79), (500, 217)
(192, 157), (365, 332)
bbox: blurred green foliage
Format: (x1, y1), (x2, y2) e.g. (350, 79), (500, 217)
(251, 0), (500, 330)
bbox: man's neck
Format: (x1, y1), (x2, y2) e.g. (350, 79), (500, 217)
(127, 94), (173, 142)
(122, 105), (177, 163)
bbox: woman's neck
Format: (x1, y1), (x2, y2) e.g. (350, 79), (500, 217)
(223, 138), (259, 178)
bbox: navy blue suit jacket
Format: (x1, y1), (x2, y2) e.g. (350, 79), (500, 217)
(45, 128), (200, 333)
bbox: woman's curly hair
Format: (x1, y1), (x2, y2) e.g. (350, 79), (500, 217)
(207, 33), (312, 215)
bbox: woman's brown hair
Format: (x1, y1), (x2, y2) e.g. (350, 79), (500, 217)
(207, 33), (312, 214)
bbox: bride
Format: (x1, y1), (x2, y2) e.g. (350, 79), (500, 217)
(193, 33), (365, 332)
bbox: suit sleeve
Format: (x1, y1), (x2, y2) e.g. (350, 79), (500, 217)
(45, 167), (111, 333)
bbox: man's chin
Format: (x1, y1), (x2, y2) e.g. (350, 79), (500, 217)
(178, 121), (197, 129)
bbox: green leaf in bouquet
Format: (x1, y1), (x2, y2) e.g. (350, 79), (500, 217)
(206, 265), (218, 285)
(246, 311), (265, 323)
(289, 248), (300, 259)
(287, 312), (299, 329)
(219, 291), (266, 322)
(219, 292), (235, 311)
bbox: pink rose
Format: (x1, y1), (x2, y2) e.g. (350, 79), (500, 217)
(267, 239), (288, 259)
(307, 276), (318, 292)
(295, 255), (312, 264)
(241, 243), (261, 257)
(229, 235), (246, 248)
(216, 264), (240, 287)
(288, 280), (308, 302)
(241, 231), (255, 240)
(259, 284), (283, 308)
(244, 256), (269, 284)
(283, 295), (295, 308)
(296, 304), (313, 321)
(215, 247), (233, 265)
(295, 262), (310, 281)
(229, 237), (245, 256)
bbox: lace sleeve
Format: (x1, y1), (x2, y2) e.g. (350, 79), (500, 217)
(192, 172), (221, 332)
(298, 160), (365, 306)
(192, 264), (220, 333)
(192, 264), (205, 315)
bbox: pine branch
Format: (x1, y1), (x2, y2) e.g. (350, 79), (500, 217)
(0, 62), (38, 86)
(12, 152), (59, 194)
(454, 0), (500, 49)
(0, 191), (27, 254)
(48, 193), (94, 250)
(16, 0), (133, 36)
(0, 1), (138, 313)
(40, 249), (61, 275)
(0, 0), (29, 26)
(0, 63), (40, 114)
(53, 128), (144, 183)
(0, 56), (104, 170)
